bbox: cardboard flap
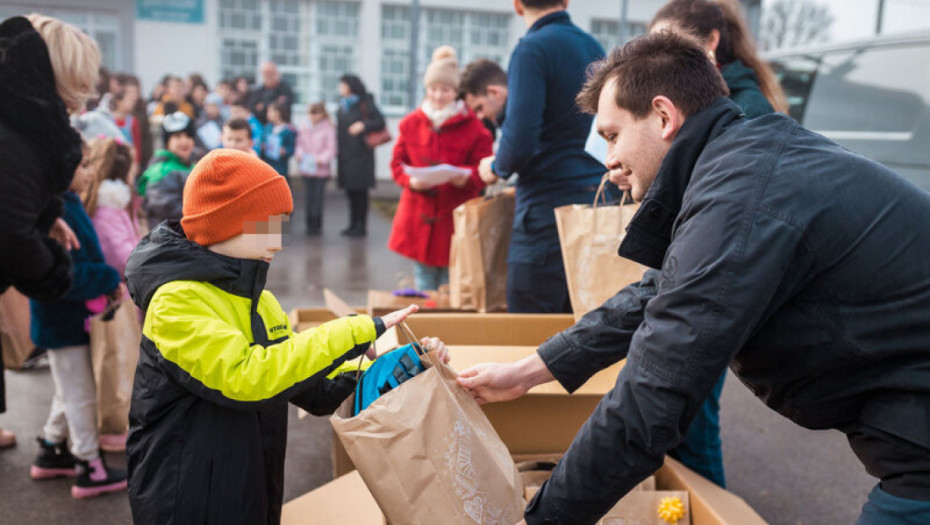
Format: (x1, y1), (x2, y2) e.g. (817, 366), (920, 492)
(658, 457), (767, 525)
(281, 471), (381, 525)
(324, 288), (357, 318)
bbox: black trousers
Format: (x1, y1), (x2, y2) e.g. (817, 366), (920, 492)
(345, 189), (369, 231)
(304, 178), (327, 229)
(847, 423), (930, 501)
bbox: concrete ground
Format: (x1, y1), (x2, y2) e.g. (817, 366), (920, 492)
(0, 182), (875, 524)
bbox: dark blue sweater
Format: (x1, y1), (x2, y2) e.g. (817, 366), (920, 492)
(494, 11), (606, 204)
(30, 192), (120, 349)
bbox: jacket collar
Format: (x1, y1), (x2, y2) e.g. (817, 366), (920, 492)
(0, 16), (82, 193)
(618, 97), (744, 268)
(528, 10), (570, 34)
(126, 221), (269, 312)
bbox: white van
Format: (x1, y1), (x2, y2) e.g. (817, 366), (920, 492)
(767, 31), (930, 190)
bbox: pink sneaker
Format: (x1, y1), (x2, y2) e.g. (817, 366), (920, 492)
(71, 457), (128, 499)
(98, 433), (127, 452)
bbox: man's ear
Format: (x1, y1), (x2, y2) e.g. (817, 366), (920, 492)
(652, 96), (683, 141)
(513, 0), (524, 16)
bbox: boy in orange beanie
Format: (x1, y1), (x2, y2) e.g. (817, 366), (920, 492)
(123, 149), (437, 524)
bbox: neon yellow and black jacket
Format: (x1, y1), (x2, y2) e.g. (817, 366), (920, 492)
(124, 222), (382, 525)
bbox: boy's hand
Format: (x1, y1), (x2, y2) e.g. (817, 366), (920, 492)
(381, 304), (418, 330)
(421, 337), (450, 364)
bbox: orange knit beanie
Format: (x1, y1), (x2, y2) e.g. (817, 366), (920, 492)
(181, 149), (293, 246)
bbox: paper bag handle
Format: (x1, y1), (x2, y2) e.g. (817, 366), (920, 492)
(352, 320), (426, 380)
(590, 173), (632, 235)
(591, 172), (611, 208)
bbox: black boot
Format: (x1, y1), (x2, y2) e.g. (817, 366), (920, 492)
(71, 454), (128, 499)
(31, 437), (77, 479)
(306, 216), (322, 236)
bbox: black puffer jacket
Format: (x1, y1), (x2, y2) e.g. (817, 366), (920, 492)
(125, 222), (382, 525)
(0, 16), (80, 301)
(527, 98), (930, 524)
(336, 94), (385, 191)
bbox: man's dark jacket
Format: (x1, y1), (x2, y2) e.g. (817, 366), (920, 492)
(249, 81), (294, 125)
(526, 98), (930, 524)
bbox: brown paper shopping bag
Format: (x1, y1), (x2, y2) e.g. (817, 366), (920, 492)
(555, 175), (648, 321)
(89, 301), (141, 434)
(331, 323), (524, 525)
(0, 287), (36, 370)
(449, 187), (515, 313)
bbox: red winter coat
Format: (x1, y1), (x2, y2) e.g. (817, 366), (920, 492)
(388, 107), (493, 267)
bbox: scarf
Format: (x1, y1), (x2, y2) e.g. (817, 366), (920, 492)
(420, 100), (464, 130)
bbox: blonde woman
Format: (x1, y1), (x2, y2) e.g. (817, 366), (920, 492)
(0, 13), (98, 458)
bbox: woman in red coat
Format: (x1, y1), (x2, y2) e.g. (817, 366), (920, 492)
(388, 46), (493, 290)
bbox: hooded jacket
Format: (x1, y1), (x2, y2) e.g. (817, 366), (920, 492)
(91, 179), (141, 277)
(527, 98), (930, 524)
(0, 16), (81, 301)
(29, 192), (121, 349)
(125, 222), (382, 525)
(388, 105), (492, 267)
(721, 59), (774, 119)
(137, 149), (191, 228)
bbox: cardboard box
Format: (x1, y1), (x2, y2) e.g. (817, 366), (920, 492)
(282, 456), (767, 525)
(332, 313), (577, 476)
(366, 288), (464, 317)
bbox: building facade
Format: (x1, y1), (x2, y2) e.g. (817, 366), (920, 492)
(0, 0), (756, 177)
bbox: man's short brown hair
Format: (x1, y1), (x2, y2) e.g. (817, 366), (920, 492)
(460, 59), (507, 97)
(576, 32), (728, 119)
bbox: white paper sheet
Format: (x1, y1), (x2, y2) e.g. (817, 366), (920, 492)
(299, 154), (317, 175)
(404, 164), (471, 186)
(197, 121), (222, 150)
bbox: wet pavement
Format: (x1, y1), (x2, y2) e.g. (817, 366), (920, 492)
(0, 181), (875, 524)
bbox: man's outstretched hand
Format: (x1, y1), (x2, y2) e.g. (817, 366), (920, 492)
(456, 354), (555, 405)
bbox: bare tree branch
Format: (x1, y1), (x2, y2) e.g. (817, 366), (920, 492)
(760, 0), (835, 51)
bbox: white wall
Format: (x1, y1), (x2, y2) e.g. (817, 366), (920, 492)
(134, 0), (218, 95)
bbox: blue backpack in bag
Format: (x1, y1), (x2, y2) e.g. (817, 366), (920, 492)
(353, 342), (426, 415)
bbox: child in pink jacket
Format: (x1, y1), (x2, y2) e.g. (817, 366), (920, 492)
(295, 102), (337, 235)
(84, 138), (141, 278)
(81, 137), (142, 452)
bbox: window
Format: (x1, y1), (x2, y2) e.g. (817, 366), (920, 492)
(590, 19), (647, 52)
(379, 6), (511, 113)
(218, 0), (264, 83)
(218, 0), (359, 105)
(770, 55), (820, 122)
(1, 8), (124, 70)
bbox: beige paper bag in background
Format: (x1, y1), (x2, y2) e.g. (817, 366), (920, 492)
(331, 325), (524, 525)
(0, 287), (35, 370)
(555, 176), (648, 321)
(89, 301), (141, 434)
(449, 187), (515, 313)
